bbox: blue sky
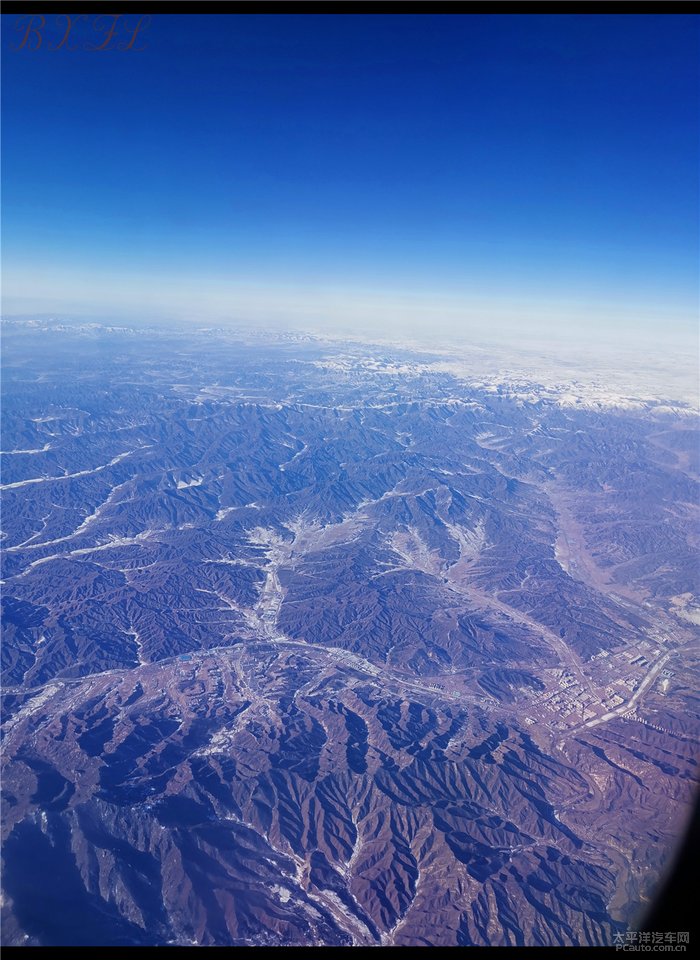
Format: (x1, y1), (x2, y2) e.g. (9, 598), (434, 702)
(2, 13), (698, 343)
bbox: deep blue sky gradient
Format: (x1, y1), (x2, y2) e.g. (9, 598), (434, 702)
(2, 13), (698, 337)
